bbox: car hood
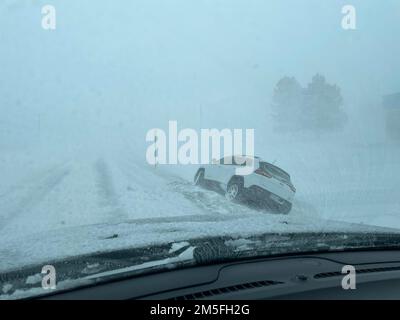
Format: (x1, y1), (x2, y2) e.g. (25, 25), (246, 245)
(1, 214), (400, 298)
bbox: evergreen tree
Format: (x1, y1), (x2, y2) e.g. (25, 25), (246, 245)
(303, 74), (346, 131)
(272, 76), (304, 131)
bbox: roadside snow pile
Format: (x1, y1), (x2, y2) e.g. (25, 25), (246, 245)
(257, 136), (400, 229)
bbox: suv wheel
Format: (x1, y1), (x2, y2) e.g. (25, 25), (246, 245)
(194, 169), (205, 186)
(225, 179), (243, 201)
(277, 201), (292, 214)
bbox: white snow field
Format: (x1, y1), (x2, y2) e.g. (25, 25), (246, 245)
(0, 136), (399, 273)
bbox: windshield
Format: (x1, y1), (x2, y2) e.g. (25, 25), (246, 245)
(1, 0), (400, 299)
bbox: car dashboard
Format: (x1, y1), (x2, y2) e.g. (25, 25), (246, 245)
(42, 250), (400, 300)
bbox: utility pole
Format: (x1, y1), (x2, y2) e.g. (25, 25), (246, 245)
(38, 113), (42, 143)
(199, 104), (203, 129)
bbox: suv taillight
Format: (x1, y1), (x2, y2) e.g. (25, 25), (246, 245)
(255, 168), (272, 178)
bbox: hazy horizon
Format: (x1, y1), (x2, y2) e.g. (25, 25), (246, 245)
(1, 0), (399, 153)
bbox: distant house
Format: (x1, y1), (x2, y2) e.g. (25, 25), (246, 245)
(383, 93), (400, 140)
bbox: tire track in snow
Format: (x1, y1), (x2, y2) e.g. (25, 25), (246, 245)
(144, 163), (320, 220)
(0, 164), (71, 231)
(0, 164), (67, 200)
(94, 159), (128, 222)
(116, 158), (218, 219)
(167, 179), (269, 216)
(118, 156), (270, 218)
(117, 157), (231, 217)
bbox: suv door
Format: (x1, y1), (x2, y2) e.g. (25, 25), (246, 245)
(205, 156), (235, 186)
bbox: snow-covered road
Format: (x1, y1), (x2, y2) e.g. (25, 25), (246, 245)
(0, 145), (322, 249)
(0, 141), (399, 273)
(1, 144), (399, 238)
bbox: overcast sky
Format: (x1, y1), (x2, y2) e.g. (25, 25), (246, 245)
(1, 0), (399, 150)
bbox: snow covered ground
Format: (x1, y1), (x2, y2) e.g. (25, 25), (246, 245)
(1, 136), (399, 274)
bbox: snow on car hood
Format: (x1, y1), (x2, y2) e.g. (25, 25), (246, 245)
(1, 211), (399, 274)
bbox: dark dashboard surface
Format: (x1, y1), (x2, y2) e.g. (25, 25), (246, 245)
(43, 250), (400, 300)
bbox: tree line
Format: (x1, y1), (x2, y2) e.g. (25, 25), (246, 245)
(272, 74), (347, 133)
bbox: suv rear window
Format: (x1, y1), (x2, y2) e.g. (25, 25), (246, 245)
(260, 162), (291, 182)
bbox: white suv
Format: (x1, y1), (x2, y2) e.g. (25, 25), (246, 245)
(194, 156), (296, 214)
